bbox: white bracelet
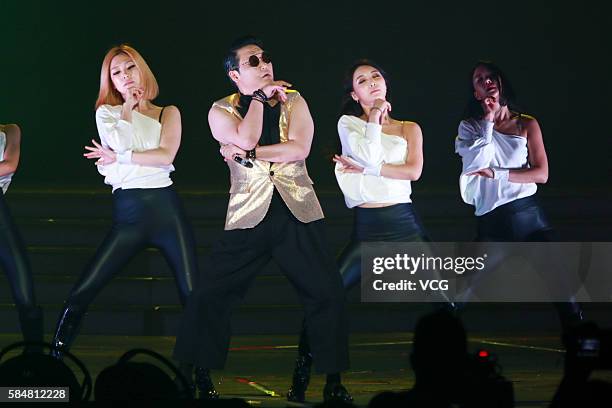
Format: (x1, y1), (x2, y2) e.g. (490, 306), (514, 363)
(363, 163), (382, 177)
(492, 167), (509, 181)
(116, 150), (133, 164)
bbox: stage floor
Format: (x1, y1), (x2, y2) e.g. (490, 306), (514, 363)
(3, 331), (612, 406)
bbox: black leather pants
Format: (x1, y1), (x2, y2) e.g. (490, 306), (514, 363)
(472, 195), (582, 331)
(0, 192), (43, 347)
(52, 186), (198, 355)
(297, 203), (430, 357)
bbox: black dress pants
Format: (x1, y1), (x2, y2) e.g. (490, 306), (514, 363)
(173, 193), (349, 374)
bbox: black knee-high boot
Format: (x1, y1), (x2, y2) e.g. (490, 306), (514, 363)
(18, 305), (44, 353)
(288, 336), (352, 404)
(194, 367), (219, 399)
(287, 319), (313, 402)
(50, 304), (84, 359)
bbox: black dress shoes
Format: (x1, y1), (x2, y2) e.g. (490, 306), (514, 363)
(323, 382), (353, 403)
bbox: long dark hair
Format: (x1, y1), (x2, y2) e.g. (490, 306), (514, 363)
(324, 59), (393, 159)
(462, 61), (520, 120)
(340, 59), (392, 117)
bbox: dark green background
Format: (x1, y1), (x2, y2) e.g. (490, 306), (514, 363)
(1, 0), (610, 192)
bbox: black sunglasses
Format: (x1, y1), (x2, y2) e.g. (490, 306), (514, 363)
(240, 52), (272, 68)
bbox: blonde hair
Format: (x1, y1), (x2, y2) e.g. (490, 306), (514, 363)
(95, 44), (159, 109)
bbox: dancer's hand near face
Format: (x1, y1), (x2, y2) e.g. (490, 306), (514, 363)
(482, 95), (500, 122)
(123, 87), (144, 110)
(369, 99), (392, 125)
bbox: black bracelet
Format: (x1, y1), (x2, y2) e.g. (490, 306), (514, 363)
(246, 148), (256, 160)
(252, 89), (268, 102)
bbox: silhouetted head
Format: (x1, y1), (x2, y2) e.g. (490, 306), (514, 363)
(410, 310), (468, 387)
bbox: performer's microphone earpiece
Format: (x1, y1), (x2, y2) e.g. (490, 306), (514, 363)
(233, 155), (253, 168)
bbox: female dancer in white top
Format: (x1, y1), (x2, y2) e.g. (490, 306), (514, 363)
(455, 60), (582, 334)
(51, 45), (198, 367)
(1, 123), (43, 352)
(288, 60), (431, 402)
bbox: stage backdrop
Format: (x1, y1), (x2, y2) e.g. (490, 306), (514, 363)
(1, 0), (610, 194)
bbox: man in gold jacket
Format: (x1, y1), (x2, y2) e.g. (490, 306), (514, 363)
(173, 36), (351, 403)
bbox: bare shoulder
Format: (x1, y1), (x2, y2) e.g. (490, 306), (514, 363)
(162, 105), (180, 115)
(518, 113), (537, 124)
(160, 105), (180, 122)
(400, 120), (422, 139)
(519, 114), (542, 136)
(2, 123), (21, 137)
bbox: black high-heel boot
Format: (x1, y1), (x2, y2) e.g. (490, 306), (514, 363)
(18, 305), (44, 353)
(287, 353), (312, 402)
(194, 367), (219, 400)
(287, 321), (313, 402)
(50, 304), (83, 359)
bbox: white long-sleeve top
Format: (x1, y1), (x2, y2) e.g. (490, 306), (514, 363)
(455, 119), (537, 216)
(95, 105), (174, 192)
(334, 115), (412, 208)
(0, 131), (13, 194)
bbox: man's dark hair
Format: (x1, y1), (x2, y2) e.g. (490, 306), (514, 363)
(223, 36), (265, 74)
